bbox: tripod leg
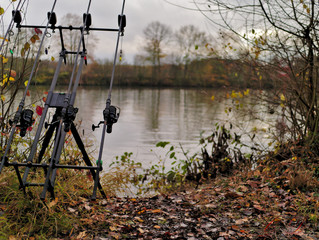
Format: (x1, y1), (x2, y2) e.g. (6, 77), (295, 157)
(70, 123), (106, 199)
(0, 156), (8, 175)
(13, 163), (26, 195)
(37, 119), (59, 164)
(40, 121), (64, 200)
(48, 130), (67, 199)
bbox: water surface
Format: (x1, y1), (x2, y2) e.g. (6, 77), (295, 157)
(70, 87), (274, 169)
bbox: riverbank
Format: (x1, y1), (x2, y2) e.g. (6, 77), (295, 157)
(0, 165), (318, 239)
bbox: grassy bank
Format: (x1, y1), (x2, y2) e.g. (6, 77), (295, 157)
(1, 150), (319, 239)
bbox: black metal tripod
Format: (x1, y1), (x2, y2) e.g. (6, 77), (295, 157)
(0, 0), (126, 200)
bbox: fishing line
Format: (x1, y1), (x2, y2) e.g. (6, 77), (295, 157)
(39, 0), (94, 200)
(67, 0), (92, 95)
(0, 0), (58, 175)
(107, 0), (126, 101)
(0, 0), (27, 53)
(92, 0), (126, 198)
(1, 0), (124, 200)
(21, 0), (57, 102)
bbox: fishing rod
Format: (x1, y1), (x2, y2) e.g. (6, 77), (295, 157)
(0, 0), (26, 53)
(0, 0), (58, 175)
(92, 0), (126, 198)
(39, 0), (100, 200)
(38, 0), (92, 199)
(0, 0), (126, 200)
(17, 0), (107, 199)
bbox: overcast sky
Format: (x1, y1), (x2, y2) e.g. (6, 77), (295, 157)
(1, 0), (213, 62)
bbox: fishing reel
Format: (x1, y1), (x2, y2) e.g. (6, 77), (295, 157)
(104, 105), (120, 133)
(92, 105), (120, 134)
(63, 106), (78, 132)
(9, 109), (34, 137)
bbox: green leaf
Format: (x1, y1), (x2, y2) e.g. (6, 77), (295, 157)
(0, 7), (4, 15)
(156, 141), (170, 148)
(169, 152), (175, 159)
(195, 45), (198, 50)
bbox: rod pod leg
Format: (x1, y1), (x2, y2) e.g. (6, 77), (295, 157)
(70, 123), (106, 199)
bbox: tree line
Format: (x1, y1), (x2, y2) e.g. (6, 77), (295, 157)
(32, 20), (282, 89)
(36, 56), (277, 89)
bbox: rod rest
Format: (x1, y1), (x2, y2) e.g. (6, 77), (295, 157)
(46, 92), (72, 108)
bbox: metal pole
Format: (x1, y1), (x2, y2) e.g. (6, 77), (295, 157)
(41, 0), (92, 199)
(0, 0), (58, 175)
(0, 0), (26, 52)
(93, 0), (126, 198)
(22, 55), (64, 184)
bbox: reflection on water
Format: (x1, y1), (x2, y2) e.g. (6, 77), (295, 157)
(10, 86), (275, 169)
(71, 87), (275, 168)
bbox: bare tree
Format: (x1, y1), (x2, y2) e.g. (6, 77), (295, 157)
(175, 25), (211, 81)
(192, 0), (319, 148)
(143, 21), (172, 84)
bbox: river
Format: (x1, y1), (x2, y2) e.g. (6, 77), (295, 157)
(74, 87), (275, 169)
(16, 86), (277, 170)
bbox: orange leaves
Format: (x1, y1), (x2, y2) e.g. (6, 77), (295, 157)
(21, 31), (41, 57)
(0, 37), (9, 42)
(10, 70), (16, 78)
(21, 42), (30, 57)
(30, 34), (40, 44)
(151, 209), (161, 213)
(24, 42), (30, 51)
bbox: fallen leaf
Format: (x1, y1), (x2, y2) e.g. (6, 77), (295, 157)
(68, 207), (77, 213)
(134, 216), (144, 223)
(151, 209), (161, 213)
(48, 198), (58, 207)
(76, 231), (86, 239)
(235, 218), (249, 225)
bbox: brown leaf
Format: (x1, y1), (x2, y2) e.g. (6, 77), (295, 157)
(134, 216), (144, 223)
(48, 197), (58, 207)
(109, 226), (117, 231)
(253, 204), (264, 212)
(68, 207), (77, 213)
(235, 218), (249, 225)
(225, 192), (240, 199)
(24, 42), (30, 50)
(76, 231), (86, 239)
(231, 225), (240, 231)
(151, 209), (161, 213)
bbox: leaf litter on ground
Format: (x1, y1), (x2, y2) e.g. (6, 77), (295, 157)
(52, 173), (319, 239)
(1, 170), (319, 239)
